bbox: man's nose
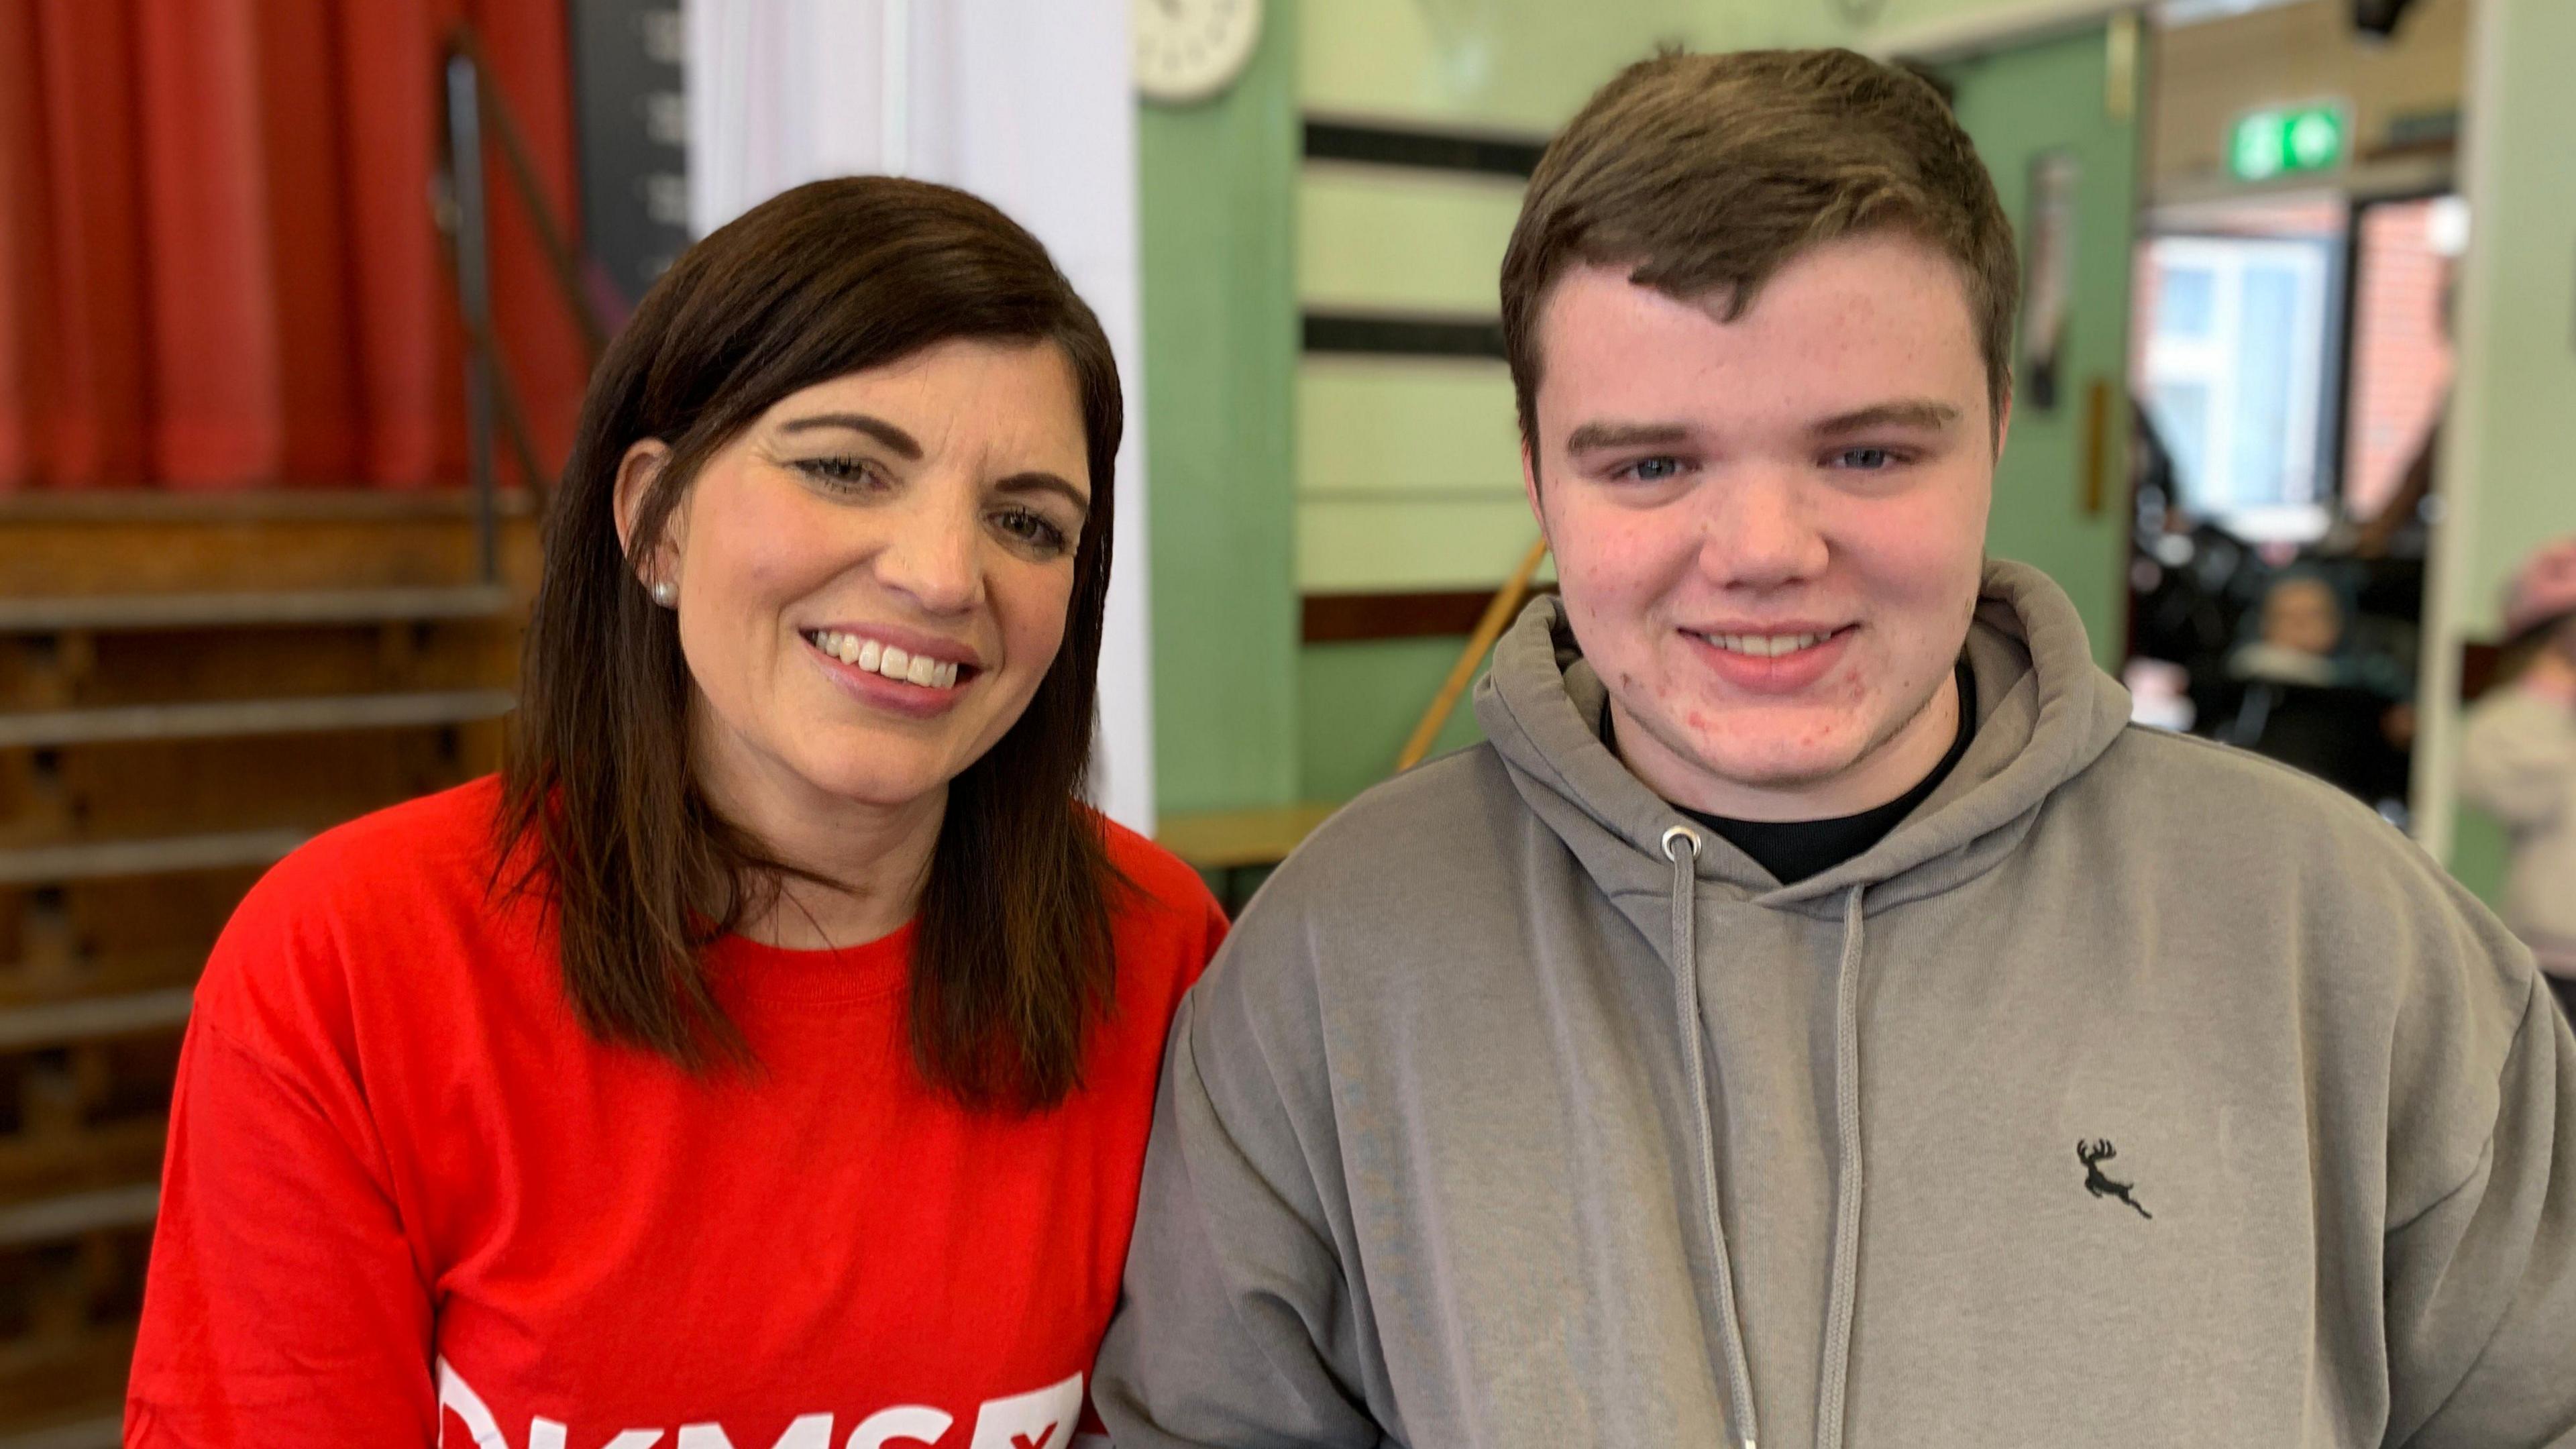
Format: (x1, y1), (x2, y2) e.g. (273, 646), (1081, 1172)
(1699, 466), (1828, 588)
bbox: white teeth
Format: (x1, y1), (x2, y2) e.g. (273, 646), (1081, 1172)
(812, 631), (964, 688)
(1703, 631), (1829, 657)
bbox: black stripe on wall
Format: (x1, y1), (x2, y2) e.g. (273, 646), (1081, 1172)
(1303, 312), (1507, 360)
(1303, 119), (1546, 178)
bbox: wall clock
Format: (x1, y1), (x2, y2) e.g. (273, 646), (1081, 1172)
(1134, 0), (1263, 106)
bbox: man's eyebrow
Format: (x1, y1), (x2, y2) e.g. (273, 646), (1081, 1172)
(996, 472), (1091, 518)
(777, 412), (922, 459)
(1810, 401), (1961, 435)
(1564, 421), (1693, 454)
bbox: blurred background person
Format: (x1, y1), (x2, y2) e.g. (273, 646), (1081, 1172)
(2459, 537), (2576, 1018)
(2210, 566), (2414, 810)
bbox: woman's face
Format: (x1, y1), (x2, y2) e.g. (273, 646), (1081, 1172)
(625, 338), (1093, 826)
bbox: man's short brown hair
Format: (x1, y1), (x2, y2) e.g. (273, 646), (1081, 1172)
(1501, 48), (2019, 452)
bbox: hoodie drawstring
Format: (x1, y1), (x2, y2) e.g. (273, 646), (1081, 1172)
(1814, 885), (1868, 1449)
(1664, 828), (1874, 1449)
(1662, 824), (1760, 1449)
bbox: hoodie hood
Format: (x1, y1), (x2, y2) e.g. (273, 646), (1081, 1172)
(1474, 558), (2133, 922)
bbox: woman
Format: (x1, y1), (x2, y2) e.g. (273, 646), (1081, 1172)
(127, 178), (1226, 1447)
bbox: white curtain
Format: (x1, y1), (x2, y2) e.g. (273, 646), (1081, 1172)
(684, 0), (1157, 834)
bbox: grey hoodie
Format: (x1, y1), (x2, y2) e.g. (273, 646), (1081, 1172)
(1095, 561), (2576, 1449)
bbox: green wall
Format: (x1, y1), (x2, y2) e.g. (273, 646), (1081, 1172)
(1938, 27), (2138, 669)
(2430, 0), (2576, 893)
(2439, 0), (2576, 639)
(1299, 640), (1493, 801)
(1137, 1), (1301, 816)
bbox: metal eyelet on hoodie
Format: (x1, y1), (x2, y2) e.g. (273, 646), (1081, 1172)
(1662, 820), (1760, 1449)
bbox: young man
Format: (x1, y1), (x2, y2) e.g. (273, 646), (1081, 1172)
(1095, 49), (2576, 1449)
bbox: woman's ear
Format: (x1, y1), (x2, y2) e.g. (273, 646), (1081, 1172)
(614, 439), (679, 584)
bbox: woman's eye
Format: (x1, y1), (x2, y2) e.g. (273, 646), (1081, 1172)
(794, 456), (885, 491)
(994, 507), (1071, 556)
(1621, 455), (1684, 482)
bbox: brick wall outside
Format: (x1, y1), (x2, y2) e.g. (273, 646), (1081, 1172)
(2344, 198), (2454, 519)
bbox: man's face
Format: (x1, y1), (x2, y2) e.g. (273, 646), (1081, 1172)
(1524, 232), (2002, 821)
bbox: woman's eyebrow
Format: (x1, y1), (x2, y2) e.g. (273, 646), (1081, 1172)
(777, 412), (922, 459)
(998, 472), (1091, 518)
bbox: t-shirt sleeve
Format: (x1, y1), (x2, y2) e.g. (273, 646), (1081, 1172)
(127, 902), (438, 1448)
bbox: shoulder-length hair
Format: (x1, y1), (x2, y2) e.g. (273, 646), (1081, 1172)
(500, 176), (1123, 1110)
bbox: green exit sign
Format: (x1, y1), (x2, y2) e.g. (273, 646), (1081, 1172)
(2228, 105), (2350, 181)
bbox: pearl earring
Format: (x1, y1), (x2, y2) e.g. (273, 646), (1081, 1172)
(650, 580), (678, 608)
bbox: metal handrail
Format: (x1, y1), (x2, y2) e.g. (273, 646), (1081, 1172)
(447, 28), (611, 364)
(433, 23), (619, 580)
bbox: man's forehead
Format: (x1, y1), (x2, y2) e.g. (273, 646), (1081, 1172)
(1532, 249), (1988, 432)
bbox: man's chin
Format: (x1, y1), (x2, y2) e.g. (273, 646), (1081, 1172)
(1682, 743), (1867, 794)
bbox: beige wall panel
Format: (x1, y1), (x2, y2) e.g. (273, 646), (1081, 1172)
(1298, 494), (1547, 592)
(1299, 164), (1525, 313)
(1297, 358), (1521, 496)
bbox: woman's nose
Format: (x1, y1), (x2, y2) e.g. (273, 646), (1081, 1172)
(873, 496), (985, 615)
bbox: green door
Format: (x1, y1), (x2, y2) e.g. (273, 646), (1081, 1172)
(1930, 21), (2145, 669)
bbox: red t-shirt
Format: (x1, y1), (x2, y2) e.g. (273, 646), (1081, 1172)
(127, 777), (1225, 1448)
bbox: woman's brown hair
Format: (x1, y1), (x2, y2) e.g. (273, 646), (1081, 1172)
(500, 176), (1123, 1110)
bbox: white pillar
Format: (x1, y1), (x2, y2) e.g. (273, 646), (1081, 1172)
(683, 1), (1156, 833)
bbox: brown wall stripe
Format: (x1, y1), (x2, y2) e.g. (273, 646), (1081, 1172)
(1303, 584), (1556, 643)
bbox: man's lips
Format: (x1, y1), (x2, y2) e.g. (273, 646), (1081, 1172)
(1680, 623), (1857, 694)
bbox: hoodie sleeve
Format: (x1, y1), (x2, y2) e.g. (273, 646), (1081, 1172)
(2457, 687), (2576, 830)
(2383, 968), (2576, 1448)
(1093, 934), (1393, 1448)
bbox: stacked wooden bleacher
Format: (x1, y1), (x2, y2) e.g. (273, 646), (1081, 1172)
(0, 490), (536, 1444)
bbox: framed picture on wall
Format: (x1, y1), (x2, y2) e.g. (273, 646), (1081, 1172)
(2022, 150), (2080, 413)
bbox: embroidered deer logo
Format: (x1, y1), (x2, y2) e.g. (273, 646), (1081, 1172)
(2078, 1138), (2151, 1220)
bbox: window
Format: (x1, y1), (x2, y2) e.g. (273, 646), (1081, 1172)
(2139, 235), (2333, 541)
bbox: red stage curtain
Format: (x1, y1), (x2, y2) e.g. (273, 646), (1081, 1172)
(34, 0), (150, 488)
(0, 1), (54, 490)
(0, 0), (586, 492)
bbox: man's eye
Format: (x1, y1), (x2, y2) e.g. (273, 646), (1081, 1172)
(1621, 456), (1684, 482)
(1831, 447), (1900, 471)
